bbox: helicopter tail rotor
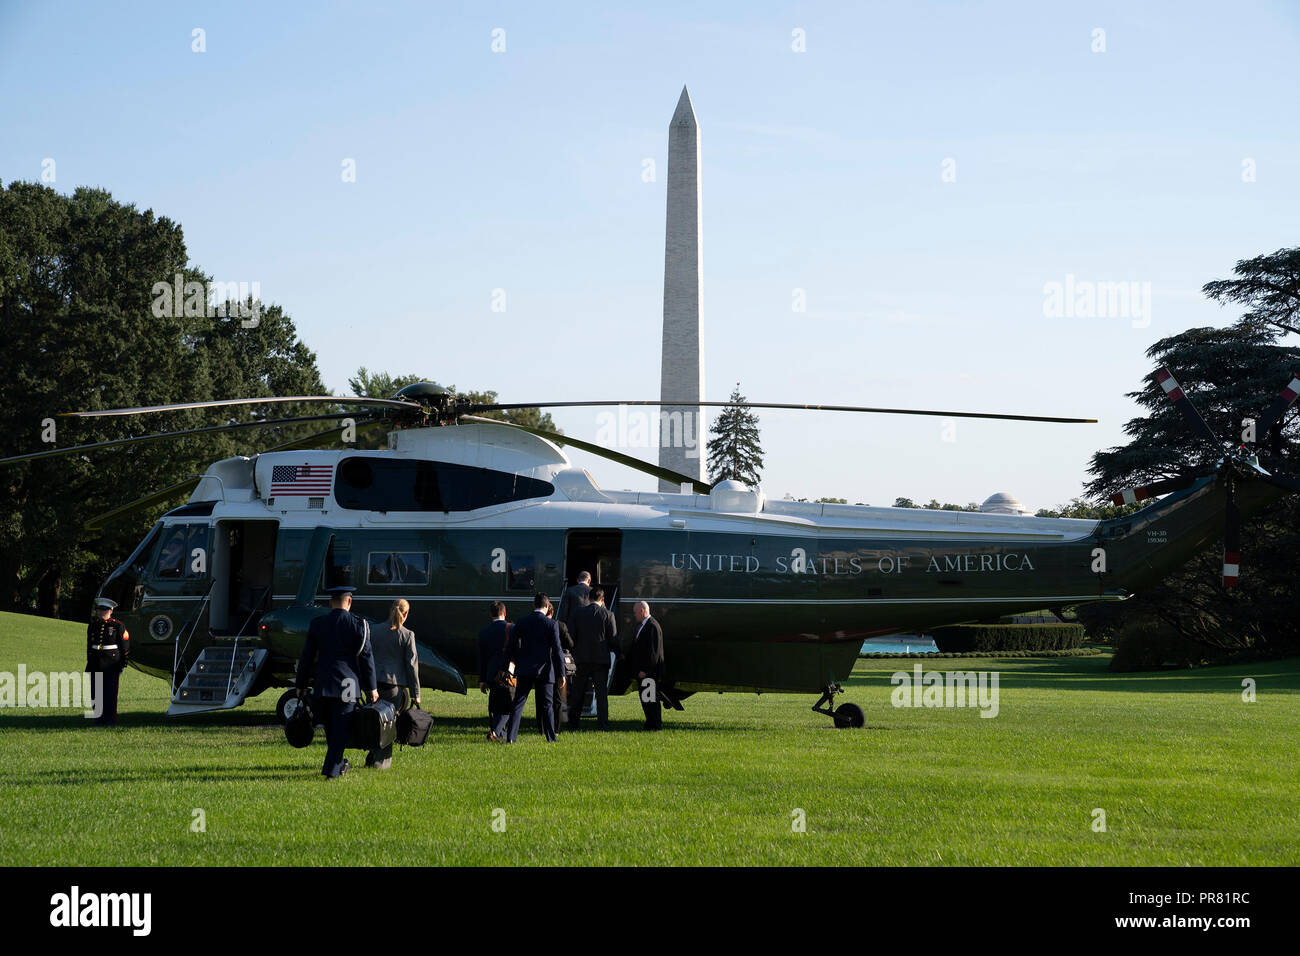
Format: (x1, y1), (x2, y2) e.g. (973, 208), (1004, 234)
(1107, 367), (1300, 588)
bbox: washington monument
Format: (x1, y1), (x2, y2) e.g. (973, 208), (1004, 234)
(658, 85), (705, 490)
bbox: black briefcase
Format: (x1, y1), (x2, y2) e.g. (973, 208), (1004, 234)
(351, 698), (398, 750)
(396, 704), (433, 747)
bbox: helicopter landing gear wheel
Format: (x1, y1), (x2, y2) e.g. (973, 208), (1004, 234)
(812, 682), (863, 729)
(833, 702), (865, 728)
(276, 689), (299, 724)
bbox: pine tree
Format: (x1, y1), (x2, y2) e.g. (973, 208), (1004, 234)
(706, 384), (764, 486)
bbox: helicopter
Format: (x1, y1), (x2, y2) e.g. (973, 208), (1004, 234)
(3, 370), (1296, 728)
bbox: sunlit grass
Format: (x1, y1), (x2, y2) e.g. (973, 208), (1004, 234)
(1, 610), (1296, 865)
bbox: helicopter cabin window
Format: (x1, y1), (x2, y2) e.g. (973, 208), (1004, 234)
(507, 553), (535, 591)
(334, 457), (555, 513)
(155, 524), (211, 579)
(367, 552), (430, 586)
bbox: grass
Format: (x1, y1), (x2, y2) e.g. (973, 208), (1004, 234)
(1, 610), (1297, 865)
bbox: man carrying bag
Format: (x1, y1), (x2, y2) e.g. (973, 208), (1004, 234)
(478, 601), (514, 741)
(295, 585), (378, 779)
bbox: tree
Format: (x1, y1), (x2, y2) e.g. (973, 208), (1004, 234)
(1202, 247), (1300, 338)
(0, 181), (325, 617)
(706, 384), (764, 486)
(347, 367), (426, 400)
(1086, 325), (1297, 498)
(347, 368), (558, 433)
(1035, 499), (1145, 520)
(892, 497), (976, 511)
(1081, 322), (1300, 658)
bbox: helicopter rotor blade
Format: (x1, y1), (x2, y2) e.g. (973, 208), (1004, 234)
(261, 417), (389, 453)
(83, 477), (203, 532)
(1222, 480), (1241, 588)
(1155, 367), (1221, 451)
(468, 399), (1097, 425)
(1258, 471), (1300, 494)
(1108, 472), (1212, 507)
(1251, 372), (1300, 445)
(459, 415), (713, 494)
(81, 419), (391, 530)
(0, 413), (363, 467)
(61, 395), (421, 418)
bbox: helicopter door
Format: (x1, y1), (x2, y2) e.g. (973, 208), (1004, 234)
(211, 520), (279, 636)
(563, 530), (622, 613)
(564, 530), (623, 716)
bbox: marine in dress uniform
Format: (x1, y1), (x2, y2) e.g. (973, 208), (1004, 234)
(295, 586), (378, 779)
(630, 601), (665, 730)
(86, 597), (129, 726)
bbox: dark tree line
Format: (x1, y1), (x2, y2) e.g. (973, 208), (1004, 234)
(1077, 250), (1300, 663)
(0, 183), (562, 620)
(0, 181), (326, 618)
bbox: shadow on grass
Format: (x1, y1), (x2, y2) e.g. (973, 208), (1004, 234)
(0, 712), (743, 737)
(0, 764), (319, 786)
(0, 709), (283, 732)
(847, 654), (1300, 694)
(439, 716), (731, 735)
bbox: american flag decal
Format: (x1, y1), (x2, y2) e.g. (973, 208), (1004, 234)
(270, 464), (333, 496)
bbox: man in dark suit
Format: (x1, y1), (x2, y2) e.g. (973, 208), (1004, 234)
(557, 572), (591, 635)
(568, 587), (617, 730)
(477, 601), (513, 741)
(630, 600), (665, 730)
(295, 585), (378, 778)
(504, 592), (566, 742)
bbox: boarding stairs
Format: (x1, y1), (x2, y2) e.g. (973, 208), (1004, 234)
(167, 585), (270, 716)
(168, 644), (269, 716)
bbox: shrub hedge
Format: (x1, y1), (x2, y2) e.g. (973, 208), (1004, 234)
(859, 647), (1101, 659)
(930, 623), (1085, 653)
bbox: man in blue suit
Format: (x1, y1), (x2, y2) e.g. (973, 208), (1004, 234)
(477, 601), (513, 741)
(503, 593), (566, 742)
(295, 585), (378, 778)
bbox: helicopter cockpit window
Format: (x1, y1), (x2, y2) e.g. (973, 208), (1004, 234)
(367, 552), (430, 586)
(155, 524), (210, 579)
(130, 523), (163, 576)
(507, 554), (535, 591)
(335, 457), (554, 512)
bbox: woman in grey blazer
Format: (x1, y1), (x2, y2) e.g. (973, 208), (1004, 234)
(366, 599), (421, 769)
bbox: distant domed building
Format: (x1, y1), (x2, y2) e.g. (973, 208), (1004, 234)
(979, 492), (1031, 516)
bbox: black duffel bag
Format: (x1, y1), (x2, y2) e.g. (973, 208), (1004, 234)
(396, 704), (433, 747)
(284, 694), (315, 749)
(350, 698), (398, 751)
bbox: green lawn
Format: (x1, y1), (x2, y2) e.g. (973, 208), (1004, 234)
(1, 610), (1296, 865)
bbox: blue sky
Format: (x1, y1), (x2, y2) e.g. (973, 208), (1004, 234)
(3, 0), (1298, 508)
